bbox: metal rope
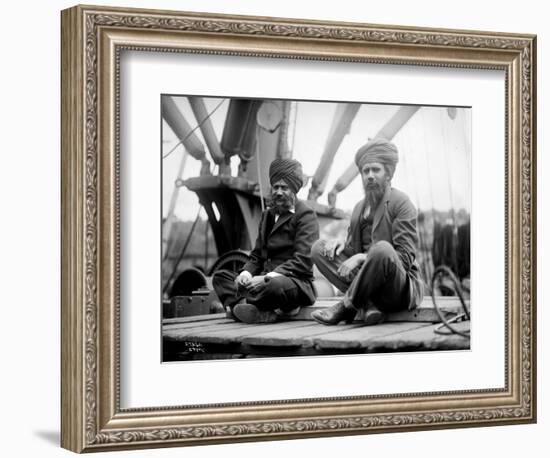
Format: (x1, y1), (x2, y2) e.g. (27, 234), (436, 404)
(255, 123), (266, 212)
(430, 265), (470, 337)
(162, 207), (203, 294)
(162, 98), (226, 160)
(396, 118), (433, 286)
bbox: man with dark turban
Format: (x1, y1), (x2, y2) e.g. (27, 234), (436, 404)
(310, 138), (424, 325)
(212, 158), (320, 324)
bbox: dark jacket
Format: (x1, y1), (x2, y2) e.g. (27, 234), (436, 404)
(243, 199), (320, 304)
(345, 186), (424, 310)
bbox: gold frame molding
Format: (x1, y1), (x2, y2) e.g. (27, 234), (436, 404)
(61, 4), (537, 453)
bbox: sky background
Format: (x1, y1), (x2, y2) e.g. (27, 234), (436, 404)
(162, 96), (471, 221)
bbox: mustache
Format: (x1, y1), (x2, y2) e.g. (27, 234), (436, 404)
(267, 192), (295, 211)
(363, 182), (385, 206)
(365, 181), (381, 189)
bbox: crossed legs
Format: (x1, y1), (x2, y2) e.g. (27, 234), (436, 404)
(212, 270), (306, 313)
(311, 239), (409, 315)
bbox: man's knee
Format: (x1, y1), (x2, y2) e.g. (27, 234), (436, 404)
(263, 275), (288, 295)
(212, 269), (233, 290)
(212, 270), (222, 287)
(368, 241), (397, 264)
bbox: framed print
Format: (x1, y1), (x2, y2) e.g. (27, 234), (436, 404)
(61, 4), (536, 453)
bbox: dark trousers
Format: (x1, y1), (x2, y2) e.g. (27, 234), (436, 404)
(311, 240), (409, 313)
(212, 270), (307, 312)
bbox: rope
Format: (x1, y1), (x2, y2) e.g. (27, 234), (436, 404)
(162, 207), (203, 294)
(255, 124), (266, 212)
(430, 265), (470, 337)
(290, 102), (298, 154)
(396, 118), (433, 287)
(439, 109), (460, 274)
(162, 98), (226, 160)
(204, 220), (209, 272)
(440, 109), (457, 216)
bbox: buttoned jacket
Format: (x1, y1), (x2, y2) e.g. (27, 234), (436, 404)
(243, 199), (319, 304)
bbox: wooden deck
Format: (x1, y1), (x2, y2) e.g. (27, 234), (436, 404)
(163, 297), (470, 360)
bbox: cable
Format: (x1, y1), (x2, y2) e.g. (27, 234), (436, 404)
(162, 207), (203, 294)
(204, 220), (209, 272)
(255, 124), (266, 212)
(397, 118), (433, 288)
(430, 265), (470, 337)
(290, 102), (298, 154)
(162, 98), (226, 160)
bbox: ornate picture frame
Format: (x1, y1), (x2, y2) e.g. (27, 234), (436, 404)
(61, 4), (536, 452)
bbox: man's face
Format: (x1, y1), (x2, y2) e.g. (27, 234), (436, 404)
(360, 161), (390, 205)
(270, 179), (295, 212)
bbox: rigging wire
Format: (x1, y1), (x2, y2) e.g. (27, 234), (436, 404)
(440, 109), (458, 219)
(161, 98), (226, 282)
(418, 108), (444, 295)
(419, 109), (437, 212)
(431, 265), (470, 337)
(440, 109), (460, 274)
(290, 102), (299, 154)
(204, 220), (209, 272)
(255, 123), (266, 212)
(162, 206), (203, 294)
(162, 98), (226, 160)
(458, 109), (472, 213)
(396, 118), (433, 286)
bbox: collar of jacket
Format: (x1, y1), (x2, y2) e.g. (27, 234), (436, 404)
(274, 206), (295, 221)
(270, 205), (295, 216)
(371, 184), (392, 232)
(349, 186), (392, 253)
(266, 202), (298, 235)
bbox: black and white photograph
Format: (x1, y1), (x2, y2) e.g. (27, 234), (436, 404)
(2, 0), (543, 455)
(161, 96), (471, 362)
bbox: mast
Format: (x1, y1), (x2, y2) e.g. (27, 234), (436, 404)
(327, 105), (420, 207)
(307, 103), (360, 201)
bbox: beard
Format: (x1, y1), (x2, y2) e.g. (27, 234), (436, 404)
(363, 181), (386, 208)
(268, 192), (296, 214)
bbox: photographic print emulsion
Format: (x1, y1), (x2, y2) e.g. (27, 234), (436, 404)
(161, 96), (472, 362)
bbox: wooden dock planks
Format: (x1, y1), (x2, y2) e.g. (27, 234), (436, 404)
(162, 296), (470, 358)
(242, 323), (367, 347)
(165, 319), (314, 345)
(163, 313), (226, 325)
(163, 316), (470, 355)
(310, 322), (433, 350)
(163, 317), (232, 334)
(366, 322), (471, 351)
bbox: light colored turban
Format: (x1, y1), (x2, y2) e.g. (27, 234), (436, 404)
(354, 138), (399, 178)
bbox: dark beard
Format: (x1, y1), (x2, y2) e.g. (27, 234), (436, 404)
(364, 182), (386, 209)
(267, 192), (295, 214)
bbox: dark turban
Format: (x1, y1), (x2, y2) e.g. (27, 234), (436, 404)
(354, 138), (399, 178)
(269, 158), (304, 194)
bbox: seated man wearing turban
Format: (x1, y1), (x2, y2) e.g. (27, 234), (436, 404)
(212, 158), (320, 324)
(311, 138), (424, 325)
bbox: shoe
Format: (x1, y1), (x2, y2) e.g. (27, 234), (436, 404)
(363, 306), (386, 325)
(226, 307), (237, 320)
(274, 306), (301, 318)
(227, 298), (246, 321)
(311, 301), (356, 325)
(233, 303), (279, 324)
(210, 300), (225, 314)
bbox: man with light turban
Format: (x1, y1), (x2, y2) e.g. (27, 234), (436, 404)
(212, 158), (320, 324)
(311, 138), (424, 325)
